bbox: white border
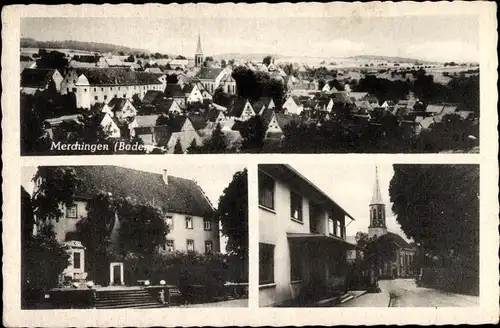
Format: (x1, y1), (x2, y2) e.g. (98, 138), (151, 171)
(2, 2), (499, 326)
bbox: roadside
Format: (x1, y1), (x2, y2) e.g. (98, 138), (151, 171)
(175, 298), (248, 308)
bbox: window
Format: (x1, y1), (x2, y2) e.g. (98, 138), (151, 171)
(258, 172), (275, 209)
(290, 245), (302, 281)
(73, 252), (81, 269)
(123, 94), (126, 98)
(67, 88), (70, 92)
(165, 215), (173, 230)
(101, 88), (104, 91)
(205, 240), (213, 254)
(94, 88), (96, 92)
(185, 216), (193, 229)
(118, 87), (121, 90)
(84, 88), (87, 92)
(259, 243), (275, 284)
(290, 191), (303, 222)
(328, 217), (334, 235)
(66, 205), (77, 218)
(94, 96), (98, 101)
(72, 88), (77, 92)
(335, 220), (343, 238)
(187, 239), (195, 252)
(164, 240), (174, 252)
(204, 218), (211, 231)
(104, 95), (108, 100)
(110, 87), (113, 90)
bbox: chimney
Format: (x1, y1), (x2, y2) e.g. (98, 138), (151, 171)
(162, 169), (168, 185)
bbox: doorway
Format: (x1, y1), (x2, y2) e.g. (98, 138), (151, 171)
(109, 262), (124, 286)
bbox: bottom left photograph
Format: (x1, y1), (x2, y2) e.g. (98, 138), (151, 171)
(20, 164), (248, 309)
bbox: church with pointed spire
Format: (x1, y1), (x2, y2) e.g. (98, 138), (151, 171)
(194, 34), (204, 67)
(364, 166), (417, 278)
(369, 166), (387, 238)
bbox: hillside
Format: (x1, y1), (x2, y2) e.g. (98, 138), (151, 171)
(349, 55), (438, 64)
(20, 38), (147, 55)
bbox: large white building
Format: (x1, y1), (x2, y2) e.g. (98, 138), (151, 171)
(60, 68), (167, 109)
(258, 164), (357, 307)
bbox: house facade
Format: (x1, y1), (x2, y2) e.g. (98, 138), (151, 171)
(258, 164), (356, 307)
(39, 166), (219, 285)
(21, 68), (64, 94)
(60, 68), (167, 109)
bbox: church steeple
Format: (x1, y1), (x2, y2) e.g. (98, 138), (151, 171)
(194, 33), (204, 67)
(370, 166), (384, 205)
(368, 166), (387, 238)
(196, 33), (203, 54)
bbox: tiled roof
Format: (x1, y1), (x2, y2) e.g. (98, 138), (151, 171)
(106, 98), (128, 113)
(21, 68), (56, 89)
(206, 108), (224, 122)
(72, 68), (162, 86)
(188, 114), (208, 130)
(142, 90), (163, 105)
(227, 98), (251, 117)
(164, 84), (186, 98)
(156, 98), (177, 113)
(260, 108), (276, 126)
(383, 231), (412, 249)
(197, 67), (224, 80)
(67, 165), (214, 217)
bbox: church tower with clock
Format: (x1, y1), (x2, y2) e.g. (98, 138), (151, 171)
(368, 166), (388, 238)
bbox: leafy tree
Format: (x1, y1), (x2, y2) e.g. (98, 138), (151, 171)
(221, 59), (227, 68)
(389, 165), (479, 257)
(31, 167), (81, 225)
(355, 232), (397, 273)
(240, 115), (265, 152)
(197, 123), (229, 153)
(21, 167), (80, 299)
(176, 55), (187, 60)
(263, 55), (272, 66)
(215, 169), (248, 282)
(35, 50), (68, 74)
(213, 86), (232, 107)
(173, 139), (183, 154)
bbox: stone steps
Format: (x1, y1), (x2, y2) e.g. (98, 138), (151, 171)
(95, 289), (164, 309)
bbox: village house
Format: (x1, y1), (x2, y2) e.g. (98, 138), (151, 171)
(164, 84), (187, 106)
(227, 98), (256, 121)
(101, 97), (137, 123)
(183, 83), (205, 104)
(68, 55), (109, 69)
(196, 67), (226, 94)
(37, 166), (219, 284)
(282, 95), (303, 116)
(259, 164), (357, 307)
(162, 116), (202, 153)
(21, 68), (64, 94)
(44, 112), (122, 141)
(156, 98), (183, 115)
(60, 68), (167, 109)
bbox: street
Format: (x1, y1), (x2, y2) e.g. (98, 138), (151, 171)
(384, 279), (479, 307)
(341, 279), (479, 307)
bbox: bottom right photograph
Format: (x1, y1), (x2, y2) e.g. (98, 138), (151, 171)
(258, 163), (479, 308)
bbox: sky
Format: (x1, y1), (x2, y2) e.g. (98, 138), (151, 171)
(21, 15), (479, 62)
(291, 163), (410, 241)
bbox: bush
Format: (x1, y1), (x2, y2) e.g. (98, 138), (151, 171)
(124, 251), (230, 302)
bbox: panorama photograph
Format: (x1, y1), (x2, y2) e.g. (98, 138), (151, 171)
(21, 164), (248, 308)
(20, 7), (479, 155)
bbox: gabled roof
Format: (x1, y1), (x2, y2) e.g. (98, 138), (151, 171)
(106, 98), (129, 113)
(68, 165), (214, 217)
(182, 84), (195, 93)
(164, 84), (186, 98)
(227, 98), (251, 117)
(206, 108), (224, 122)
(383, 231), (412, 249)
(260, 108), (276, 126)
(167, 116), (190, 133)
(142, 90), (163, 105)
(219, 72), (236, 83)
(156, 98), (178, 113)
(188, 114), (208, 130)
(197, 67), (224, 80)
(21, 68), (56, 89)
(71, 68), (162, 86)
